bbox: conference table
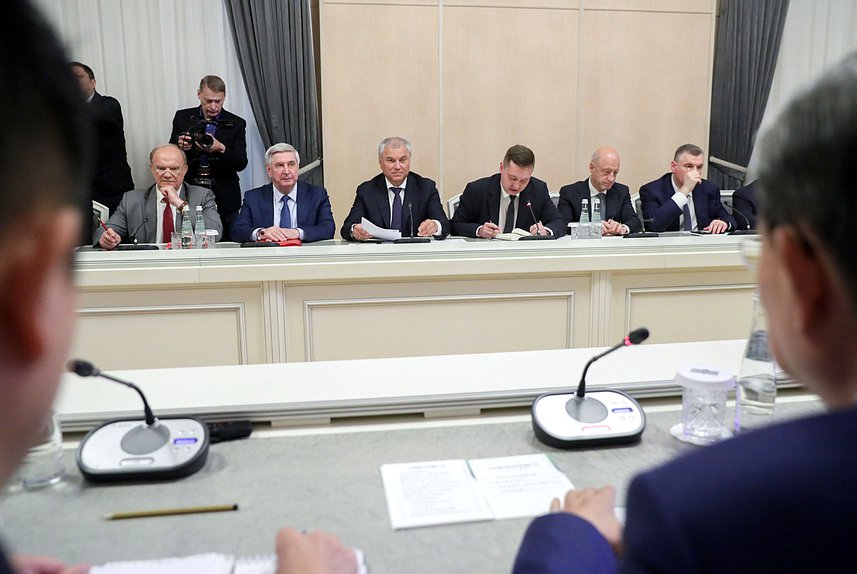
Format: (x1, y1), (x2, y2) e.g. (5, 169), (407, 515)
(1, 341), (815, 574)
(72, 233), (757, 371)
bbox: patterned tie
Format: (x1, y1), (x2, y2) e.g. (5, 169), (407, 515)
(504, 195), (517, 233)
(391, 187), (403, 231)
(162, 199), (173, 243)
(280, 195), (292, 229)
(596, 193), (606, 219)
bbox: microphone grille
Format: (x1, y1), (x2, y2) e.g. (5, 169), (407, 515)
(628, 328), (650, 345)
(67, 359), (98, 377)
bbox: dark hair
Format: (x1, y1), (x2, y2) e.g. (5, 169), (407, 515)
(199, 75), (226, 93)
(673, 143), (704, 161)
(755, 51), (857, 306)
(0, 0), (91, 238)
(503, 145), (535, 169)
(69, 61), (95, 80)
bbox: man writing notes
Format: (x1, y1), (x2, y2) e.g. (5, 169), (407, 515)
(341, 136), (449, 241)
(514, 51), (857, 573)
(94, 144), (222, 249)
(170, 75), (247, 240)
(639, 143), (735, 233)
(557, 146), (641, 235)
(450, 145), (565, 238)
(232, 143), (335, 243)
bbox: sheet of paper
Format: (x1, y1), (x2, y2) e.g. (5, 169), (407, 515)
(468, 453), (573, 520)
(90, 553), (234, 574)
(381, 459), (493, 529)
(361, 217), (401, 241)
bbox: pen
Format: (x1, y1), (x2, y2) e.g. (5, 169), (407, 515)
(98, 218), (109, 233)
(103, 503), (239, 520)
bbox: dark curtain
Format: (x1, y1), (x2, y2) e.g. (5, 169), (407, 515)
(708, 0), (789, 189)
(224, 0), (323, 186)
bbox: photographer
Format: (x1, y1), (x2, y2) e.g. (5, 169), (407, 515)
(170, 75), (247, 240)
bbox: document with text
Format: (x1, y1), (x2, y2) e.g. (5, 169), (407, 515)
(381, 453), (573, 529)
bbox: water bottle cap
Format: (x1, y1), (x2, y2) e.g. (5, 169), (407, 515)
(674, 365), (736, 391)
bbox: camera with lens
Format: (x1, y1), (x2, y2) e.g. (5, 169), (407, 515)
(182, 116), (234, 151)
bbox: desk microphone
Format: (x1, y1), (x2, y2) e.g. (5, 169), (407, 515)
(68, 359), (209, 482)
(394, 201), (430, 243)
(531, 328), (649, 448)
(117, 217), (158, 250)
(518, 201), (554, 240)
(729, 207), (757, 235)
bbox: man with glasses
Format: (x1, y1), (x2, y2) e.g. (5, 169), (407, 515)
(95, 144), (222, 249)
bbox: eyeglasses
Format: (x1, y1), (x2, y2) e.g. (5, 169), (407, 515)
(153, 166), (183, 175)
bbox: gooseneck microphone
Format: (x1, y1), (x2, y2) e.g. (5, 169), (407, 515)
(624, 217), (659, 239)
(394, 201), (430, 243)
(576, 328), (649, 398)
(518, 200), (554, 240)
(68, 359), (209, 482)
(409, 202), (415, 238)
(729, 207), (757, 235)
(130, 217), (149, 245)
(531, 328), (650, 448)
(68, 359), (156, 426)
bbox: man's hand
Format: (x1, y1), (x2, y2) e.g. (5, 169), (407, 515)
(704, 219), (729, 234)
(603, 219), (625, 236)
(11, 554), (89, 574)
(550, 487), (623, 554)
(202, 135), (226, 154)
(417, 219), (439, 237)
(528, 222), (547, 236)
(477, 222), (501, 239)
(351, 224), (373, 241)
(260, 227), (300, 242)
(680, 168), (702, 196)
(275, 528), (357, 574)
(176, 133), (193, 152)
(158, 185), (182, 208)
(98, 227), (121, 250)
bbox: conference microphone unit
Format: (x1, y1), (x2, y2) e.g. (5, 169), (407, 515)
(624, 218), (659, 239)
(394, 202), (430, 243)
(531, 328), (649, 448)
(517, 201), (556, 240)
(117, 217), (159, 250)
(728, 207), (757, 235)
(68, 359), (209, 482)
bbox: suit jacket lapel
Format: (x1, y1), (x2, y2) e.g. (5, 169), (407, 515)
(143, 186), (160, 242)
(294, 181), (306, 228)
(262, 183), (276, 227)
(489, 177), (501, 225)
(376, 176), (392, 228)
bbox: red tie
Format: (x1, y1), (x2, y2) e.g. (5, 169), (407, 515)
(162, 199), (174, 243)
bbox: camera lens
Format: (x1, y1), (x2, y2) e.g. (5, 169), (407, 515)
(199, 133), (214, 149)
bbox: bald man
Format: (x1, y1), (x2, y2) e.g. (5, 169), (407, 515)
(557, 147), (641, 236)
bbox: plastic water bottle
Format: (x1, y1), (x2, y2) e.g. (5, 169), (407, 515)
(578, 199), (591, 239)
(591, 197), (603, 239)
(181, 206), (194, 249)
(734, 291), (777, 432)
(194, 206), (208, 248)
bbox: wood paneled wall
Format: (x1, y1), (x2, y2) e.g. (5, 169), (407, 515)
(320, 0), (717, 234)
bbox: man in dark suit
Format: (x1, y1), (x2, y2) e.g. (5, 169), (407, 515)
(169, 75), (247, 240)
(731, 180), (758, 230)
(558, 147), (641, 235)
(639, 143), (735, 233)
(232, 143), (335, 243)
(95, 144), (222, 248)
(513, 51), (857, 573)
(341, 137), (449, 241)
(450, 144), (564, 238)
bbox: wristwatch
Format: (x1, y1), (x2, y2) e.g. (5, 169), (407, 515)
(178, 201), (189, 213)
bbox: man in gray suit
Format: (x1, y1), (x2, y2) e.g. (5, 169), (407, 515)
(95, 143), (222, 248)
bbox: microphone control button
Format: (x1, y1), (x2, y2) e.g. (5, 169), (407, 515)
(119, 457), (155, 467)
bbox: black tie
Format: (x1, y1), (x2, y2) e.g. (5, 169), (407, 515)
(391, 187), (403, 231)
(504, 196), (517, 233)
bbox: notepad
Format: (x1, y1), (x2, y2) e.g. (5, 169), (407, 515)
(90, 550), (367, 574)
(381, 453), (573, 529)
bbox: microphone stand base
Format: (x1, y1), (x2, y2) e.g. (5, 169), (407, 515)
(116, 244), (160, 250)
(623, 232), (660, 239)
(531, 389), (646, 448)
(393, 237), (431, 244)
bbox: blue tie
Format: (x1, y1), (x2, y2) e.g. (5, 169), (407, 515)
(391, 187), (403, 231)
(280, 195), (292, 229)
(682, 200), (692, 231)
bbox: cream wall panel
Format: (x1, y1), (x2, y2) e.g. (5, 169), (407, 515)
(285, 276), (591, 361)
(442, 6), (579, 199)
(576, 9), (715, 193)
(609, 270), (755, 345)
(445, 0), (578, 8)
(582, 0), (712, 13)
(72, 287), (265, 369)
(321, 3), (440, 237)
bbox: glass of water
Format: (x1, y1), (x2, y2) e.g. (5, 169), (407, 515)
(17, 410), (65, 489)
